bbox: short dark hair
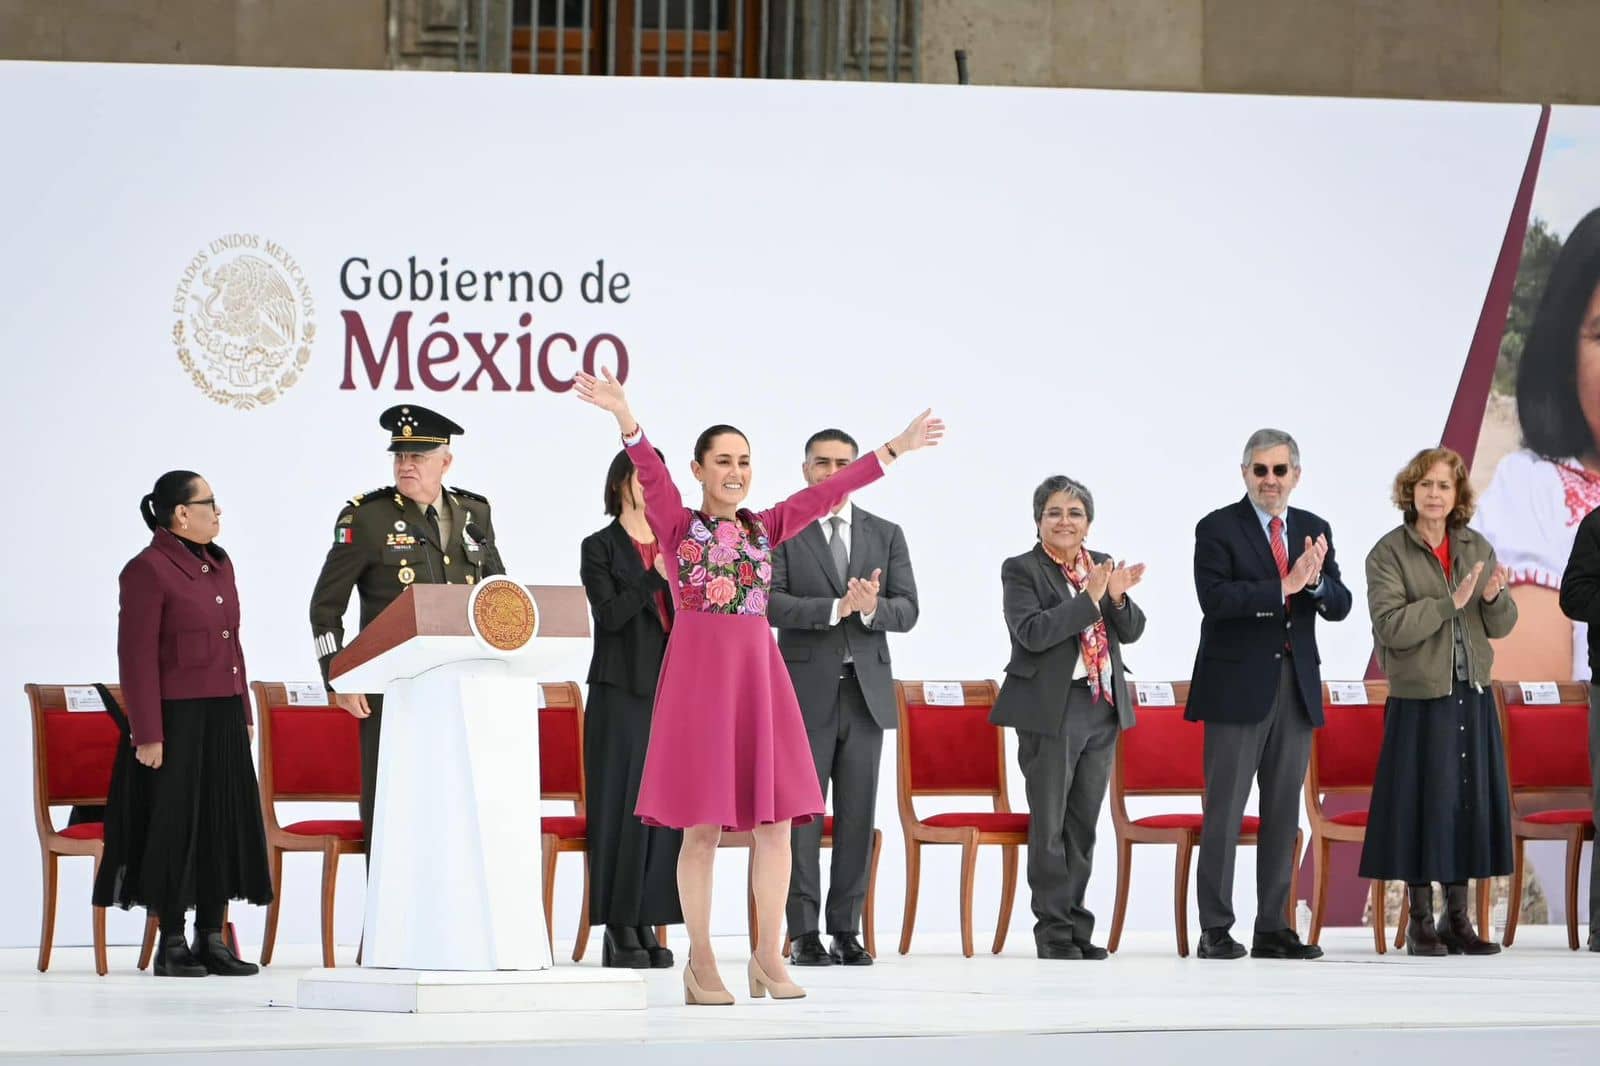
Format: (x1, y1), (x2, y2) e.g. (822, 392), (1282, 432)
(1032, 475), (1095, 528)
(1518, 206), (1600, 460)
(601, 447), (664, 517)
(693, 424), (749, 464)
(803, 429), (858, 458)
(140, 470), (201, 532)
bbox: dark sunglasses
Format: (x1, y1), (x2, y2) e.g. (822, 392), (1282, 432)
(1250, 463), (1292, 478)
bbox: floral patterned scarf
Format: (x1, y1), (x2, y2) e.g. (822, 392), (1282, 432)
(1053, 546), (1114, 704)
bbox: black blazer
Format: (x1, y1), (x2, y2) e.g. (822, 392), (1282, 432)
(579, 520), (671, 699)
(990, 545), (1146, 735)
(768, 505), (918, 731)
(1186, 496), (1353, 727)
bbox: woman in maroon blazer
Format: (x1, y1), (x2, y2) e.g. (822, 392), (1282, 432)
(93, 471), (272, 977)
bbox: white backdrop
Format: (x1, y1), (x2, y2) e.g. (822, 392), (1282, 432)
(0, 60), (1540, 954)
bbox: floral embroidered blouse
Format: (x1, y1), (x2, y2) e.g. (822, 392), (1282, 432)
(625, 431), (885, 617)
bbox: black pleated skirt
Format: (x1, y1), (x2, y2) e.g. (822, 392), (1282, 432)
(583, 683), (683, 927)
(1358, 682), (1514, 884)
(93, 696), (273, 912)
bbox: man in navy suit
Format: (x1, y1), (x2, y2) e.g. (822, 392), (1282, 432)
(1187, 429), (1352, 960)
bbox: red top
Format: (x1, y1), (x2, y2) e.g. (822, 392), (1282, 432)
(634, 538), (672, 633)
(117, 529), (250, 746)
(1431, 535), (1451, 578)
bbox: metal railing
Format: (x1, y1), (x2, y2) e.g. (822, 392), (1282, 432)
(393, 0), (922, 81)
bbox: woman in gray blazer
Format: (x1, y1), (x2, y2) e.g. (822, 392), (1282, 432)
(990, 475), (1146, 960)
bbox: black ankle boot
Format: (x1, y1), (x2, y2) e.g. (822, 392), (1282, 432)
(636, 925), (674, 969)
(154, 934), (208, 977)
(1405, 885), (1446, 957)
(1438, 883), (1500, 955)
(602, 925), (650, 968)
(191, 929), (260, 976)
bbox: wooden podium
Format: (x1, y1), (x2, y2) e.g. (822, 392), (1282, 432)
(296, 579), (645, 1013)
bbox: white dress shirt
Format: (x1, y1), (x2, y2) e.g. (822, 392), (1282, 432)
(821, 502), (877, 629)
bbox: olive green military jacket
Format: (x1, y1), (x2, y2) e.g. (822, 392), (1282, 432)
(310, 485), (507, 688)
(1365, 522), (1517, 699)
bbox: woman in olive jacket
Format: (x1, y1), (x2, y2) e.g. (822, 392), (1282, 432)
(1359, 447), (1517, 957)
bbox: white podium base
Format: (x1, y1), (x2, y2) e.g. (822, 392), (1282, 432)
(296, 966), (647, 1014)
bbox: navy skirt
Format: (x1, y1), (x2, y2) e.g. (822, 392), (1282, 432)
(1358, 682), (1513, 884)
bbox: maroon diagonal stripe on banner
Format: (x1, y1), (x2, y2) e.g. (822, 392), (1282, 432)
(1363, 104), (1551, 683)
(1318, 107), (1553, 928)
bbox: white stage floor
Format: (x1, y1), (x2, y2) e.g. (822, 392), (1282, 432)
(4, 928), (1597, 1064)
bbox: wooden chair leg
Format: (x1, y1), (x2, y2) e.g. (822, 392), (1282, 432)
(1308, 836), (1329, 946)
(992, 844), (1018, 955)
(1505, 837), (1526, 946)
(541, 834), (558, 951)
(1370, 879), (1386, 955)
(260, 847), (284, 965)
(37, 851), (57, 973)
(571, 849), (592, 963)
(138, 913), (159, 971)
(88, 851), (108, 977)
(898, 839), (921, 955)
(1107, 837), (1132, 954)
(864, 829), (882, 958)
(1287, 830), (1303, 928)
(1565, 832), (1583, 951)
(319, 840), (340, 969)
(1395, 897), (1407, 951)
(1475, 877), (1492, 942)
(1173, 837), (1195, 958)
(958, 833), (979, 958)
(92, 905), (108, 977)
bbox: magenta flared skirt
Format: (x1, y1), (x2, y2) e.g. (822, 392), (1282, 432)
(634, 611), (824, 832)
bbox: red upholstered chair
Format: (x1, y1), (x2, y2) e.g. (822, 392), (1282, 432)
(252, 681), (365, 969)
(1304, 681), (1391, 953)
(538, 683), (590, 960)
(1106, 682), (1303, 957)
(1499, 681), (1595, 950)
(27, 683), (158, 975)
(543, 683), (672, 962)
(894, 680), (1027, 958)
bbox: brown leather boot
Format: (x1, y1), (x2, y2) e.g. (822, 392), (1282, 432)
(1405, 884), (1447, 957)
(1438, 882), (1500, 955)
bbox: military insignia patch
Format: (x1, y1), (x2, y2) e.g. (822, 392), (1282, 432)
(397, 565), (416, 585)
(335, 527), (354, 545)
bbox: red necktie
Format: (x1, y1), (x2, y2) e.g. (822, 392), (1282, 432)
(1268, 516), (1289, 579)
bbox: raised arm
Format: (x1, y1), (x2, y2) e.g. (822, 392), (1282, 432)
(575, 368), (688, 547)
(756, 408), (945, 546)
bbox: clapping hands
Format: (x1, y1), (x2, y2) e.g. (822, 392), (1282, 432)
(838, 568), (882, 619)
(1283, 534), (1329, 595)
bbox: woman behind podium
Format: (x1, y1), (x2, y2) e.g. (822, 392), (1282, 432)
(579, 448), (684, 967)
(93, 471), (272, 977)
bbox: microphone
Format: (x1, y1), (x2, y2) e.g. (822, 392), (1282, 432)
(464, 521), (491, 550)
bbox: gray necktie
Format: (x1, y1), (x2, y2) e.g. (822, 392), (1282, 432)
(828, 515), (849, 585)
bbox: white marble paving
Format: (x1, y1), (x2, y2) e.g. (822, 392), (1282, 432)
(2, 928), (1596, 1061)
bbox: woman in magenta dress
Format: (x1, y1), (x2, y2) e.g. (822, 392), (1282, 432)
(576, 368), (943, 1005)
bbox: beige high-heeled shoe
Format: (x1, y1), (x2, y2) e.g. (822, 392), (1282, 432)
(747, 956), (806, 1000)
(683, 957), (734, 1006)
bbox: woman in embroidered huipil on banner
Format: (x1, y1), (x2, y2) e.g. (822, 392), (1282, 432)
(576, 367), (943, 1005)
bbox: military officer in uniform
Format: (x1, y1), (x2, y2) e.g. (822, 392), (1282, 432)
(309, 405), (507, 848)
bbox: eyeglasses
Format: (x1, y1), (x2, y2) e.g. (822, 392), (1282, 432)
(1249, 464), (1293, 478)
(183, 497), (217, 509)
(1043, 508), (1089, 521)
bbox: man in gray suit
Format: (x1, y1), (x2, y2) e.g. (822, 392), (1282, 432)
(770, 428), (919, 967)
